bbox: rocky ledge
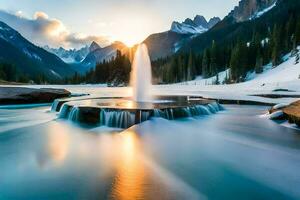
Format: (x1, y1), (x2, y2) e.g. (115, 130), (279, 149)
(0, 87), (71, 105)
(269, 101), (300, 127)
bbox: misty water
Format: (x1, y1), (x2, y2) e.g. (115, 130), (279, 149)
(1, 93), (300, 200)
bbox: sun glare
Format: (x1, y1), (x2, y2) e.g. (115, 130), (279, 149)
(101, 11), (160, 47)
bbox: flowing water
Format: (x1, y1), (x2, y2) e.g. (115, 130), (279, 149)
(130, 44), (152, 102)
(0, 100), (300, 199)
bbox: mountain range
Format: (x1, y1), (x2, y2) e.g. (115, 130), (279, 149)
(44, 45), (89, 64)
(0, 0), (282, 82)
(44, 0), (278, 67)
(171, 15), (221, 34)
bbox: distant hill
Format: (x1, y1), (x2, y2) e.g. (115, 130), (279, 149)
(0, 21), (75, 81)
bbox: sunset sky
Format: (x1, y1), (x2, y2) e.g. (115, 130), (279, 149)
(0, 0), (238, 48)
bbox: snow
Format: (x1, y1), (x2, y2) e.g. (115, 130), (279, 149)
(9, 49), (300, 106)
(50, 70), (62, 79)
(273, 103), (290, 110)
(269, 110), (284, 120)
(155, 51), (300, 105)
(23, 49), (42, 61)
(174, 42), (182, 53)
(171, 22), (208, 34)
(249, 1), (277, 20)
(61, 57), (76, 63)
(177, 69), (230, 86)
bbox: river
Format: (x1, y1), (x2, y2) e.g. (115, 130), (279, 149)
(0, 100), (300, 199)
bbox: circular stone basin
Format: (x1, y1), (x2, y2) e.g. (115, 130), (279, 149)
(53, 96), (223, 129)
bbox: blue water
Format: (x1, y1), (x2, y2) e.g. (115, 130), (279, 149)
(0, 105), (300, 200)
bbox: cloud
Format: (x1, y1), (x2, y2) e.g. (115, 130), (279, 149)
(0, 10), (111, 49)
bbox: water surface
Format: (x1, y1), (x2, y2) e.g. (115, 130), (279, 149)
(0, 104), (300, 200)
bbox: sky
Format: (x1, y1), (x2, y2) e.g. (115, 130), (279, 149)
(0, 0), (238, 49)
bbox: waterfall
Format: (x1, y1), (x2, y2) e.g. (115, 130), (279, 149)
(130, 44), (152, 102)
(58, 102), (223, 129)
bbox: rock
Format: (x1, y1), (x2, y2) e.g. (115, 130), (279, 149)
(0, 87), (71, 105)
(283, 101), (300, 127)
(269, 110), (285, 120)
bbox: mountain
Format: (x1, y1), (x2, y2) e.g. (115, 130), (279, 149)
(89, 41), (101, 52)
(180, 0), (281, 53)
(228, 0), (277, 22)
(81, 41), (128, 69)
(170, 15), (221, 34)
(143, 31), (191, 60)
(0, 21), (75, 80)
(44, 45), (89, 64)
(141, 15), (220, 61)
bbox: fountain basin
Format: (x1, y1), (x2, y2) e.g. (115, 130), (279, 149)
(54, 96), (223, 128)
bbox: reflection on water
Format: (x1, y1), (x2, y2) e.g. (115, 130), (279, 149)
(0, 105), (300, 199)
(110, 131), (145, 200)
(47, 123), (70, 164)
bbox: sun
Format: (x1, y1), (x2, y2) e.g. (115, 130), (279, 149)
(121, 38), (139, 48)
(107, 13), (158, 48)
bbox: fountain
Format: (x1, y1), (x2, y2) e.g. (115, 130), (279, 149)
(52, 44), (223, 128)
(130, 44), (152, 102)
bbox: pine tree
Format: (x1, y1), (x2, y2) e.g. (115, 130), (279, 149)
(230, 40), (247, 82)
(271, 24), (283, 67)
(202, 49), (210, 78)
(295, 52), (300, 65)
(295, 19), (300, 46)
(187, 50), (196, 80)
(210, 41), (218, 76)
(255, 50), (263, 74)
(215, 73), (220, 85)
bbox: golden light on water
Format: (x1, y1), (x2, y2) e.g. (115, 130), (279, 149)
(47, 123), (71, 164)
(110, 131), (146, 200)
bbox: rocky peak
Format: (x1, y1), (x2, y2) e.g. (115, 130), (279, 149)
(89, 41), (101, 52)
(170, 15), (221, 34)
(228, 0), (277, 22)
(194, 15), (208, 28)
(208, 17), (221, 28)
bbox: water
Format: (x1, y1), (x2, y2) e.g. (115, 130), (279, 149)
(58, 101), (223, 129)
(0, 103), (300, 199)
(130, 44), (152, 102)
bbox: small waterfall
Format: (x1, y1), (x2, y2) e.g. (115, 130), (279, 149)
(51, 99), (60, 112)
(68, 107), (80, 121)
(130, 44), (152, 102)
(152, 103), (222, 120)
(58, 102), (223, 129)
(59, 103), (73, 118)
(99, 109), (136, 128)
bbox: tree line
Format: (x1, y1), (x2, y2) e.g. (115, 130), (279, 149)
(65, 50), (131, 85)
(153, 13), (300, 84)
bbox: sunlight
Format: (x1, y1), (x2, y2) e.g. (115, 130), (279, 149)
(47, 123), (71, 164)
(110, 131), (145, 200)
(105, 12), (160, 47)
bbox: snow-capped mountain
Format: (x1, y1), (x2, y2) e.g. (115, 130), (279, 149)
(170, 15), (221, 34)
(228, 0), (277, 22)
(44, 45), (90, 64)
(0, 21), (74, 79)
